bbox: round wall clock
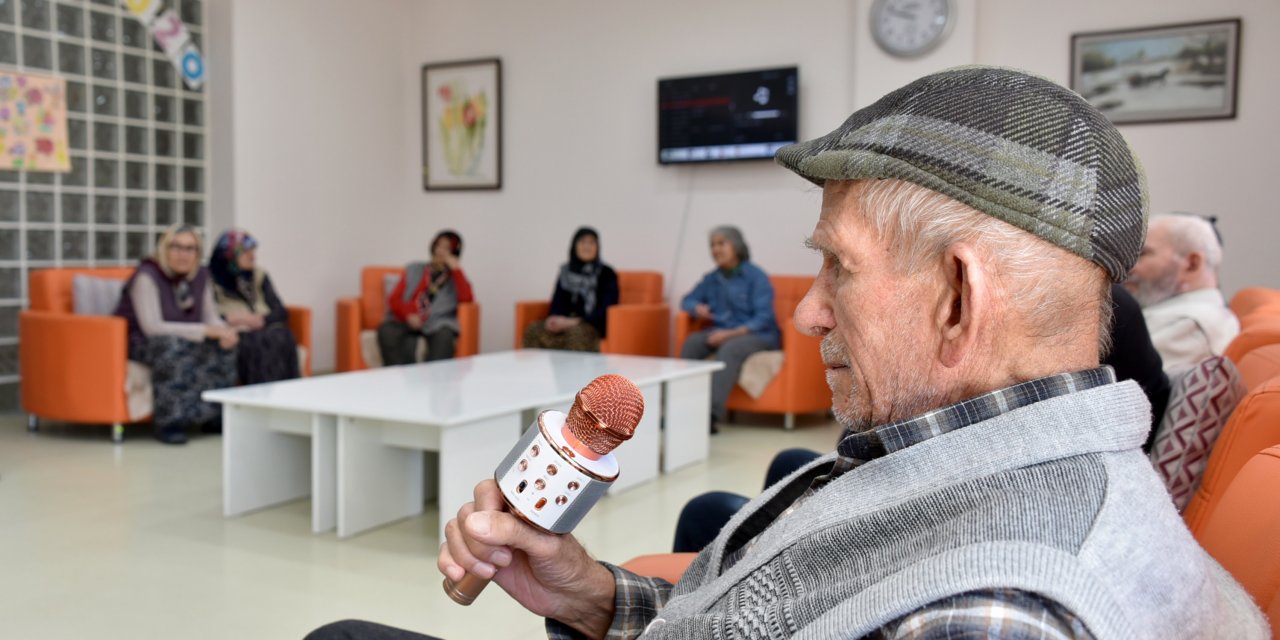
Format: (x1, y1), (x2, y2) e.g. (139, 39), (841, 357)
(870, 0), (955, 59)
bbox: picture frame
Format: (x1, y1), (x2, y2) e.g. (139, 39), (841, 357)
(422, 58), (502, 190)
(1070, 19), (1240, 125)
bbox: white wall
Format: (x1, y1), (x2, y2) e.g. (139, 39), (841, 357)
(214, 0), (416, 370)
(976, 0), (1280, 299)
(215, 0), (1280, 370)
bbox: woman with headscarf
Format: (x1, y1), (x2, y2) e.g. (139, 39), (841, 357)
(209, 229), (301, 385)
(680, 225), (779, 432)
(523, 227), (620, 352)
(378, 230), (475, 365)
(114, 224), (239, 444)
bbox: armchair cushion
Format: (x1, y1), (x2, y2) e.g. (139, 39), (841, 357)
(72, 275), (125, 316)
(1150, 356), (1246, 511)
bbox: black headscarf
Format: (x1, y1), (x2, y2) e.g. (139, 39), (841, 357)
(559, 227), (602, 315)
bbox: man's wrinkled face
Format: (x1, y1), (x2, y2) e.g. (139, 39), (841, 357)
(1123, 223), (1181, 306)
(795, 182), (946, 433)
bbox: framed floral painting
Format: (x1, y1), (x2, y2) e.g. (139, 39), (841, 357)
(422, 58), (502, 190)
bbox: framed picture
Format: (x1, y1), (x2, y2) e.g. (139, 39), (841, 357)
(422, 57), (502, 190)
(1071, 19), (1240, 125)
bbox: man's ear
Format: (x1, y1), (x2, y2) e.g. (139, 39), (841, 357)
(935, 243), (990, 368)
(1184, 251), (1204, 274)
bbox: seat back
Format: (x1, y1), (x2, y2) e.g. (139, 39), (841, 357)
(1184, 376), (1280, 534)
(1237, 344), (1280, 392)
(360, 266), (403, 331)
(1240, 302), (1280, 329)
(617, 271), (663, 305)
(768, 275), (814, 341)
(1230, 287), (1280, 319)
(1224, 318), (1280, 364)
(1195, 445), (1280, 637)
(29, 267), (136, 313)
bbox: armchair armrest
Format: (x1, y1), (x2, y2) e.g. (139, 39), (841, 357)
(286, 305), (312, 375)
(335, 297), (363, 372)
(514, 300), (551, 348)
(778, 320), (830, 412)
(603, 303), (671, 357)
(457, 302), (481, 357)
(20, 311), (131, 423)
(673, 311), (712, 356)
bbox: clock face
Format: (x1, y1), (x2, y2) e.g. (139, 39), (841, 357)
(871, 0), (954, 58)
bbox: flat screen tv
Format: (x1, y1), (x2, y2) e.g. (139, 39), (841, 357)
(658, 66), (798, 165)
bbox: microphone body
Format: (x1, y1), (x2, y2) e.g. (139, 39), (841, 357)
(443, 374), (644, 606)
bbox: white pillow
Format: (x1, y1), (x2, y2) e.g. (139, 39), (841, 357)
(72, 275), (126, 316)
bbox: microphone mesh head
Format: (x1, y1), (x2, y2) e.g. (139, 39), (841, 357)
(565, 374), (645, 455)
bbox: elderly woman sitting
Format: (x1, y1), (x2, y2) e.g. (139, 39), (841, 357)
(209, 229), (301, 385)
(114, 224), (238, 444)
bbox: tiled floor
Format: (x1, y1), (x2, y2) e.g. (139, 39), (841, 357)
(0, 413), (841, 639)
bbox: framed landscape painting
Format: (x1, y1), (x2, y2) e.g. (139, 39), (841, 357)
(422, 58), (502, 190)
(1071, 19), (1240, 125)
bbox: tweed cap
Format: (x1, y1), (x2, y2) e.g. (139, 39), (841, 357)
(775, 66), (1148, 282)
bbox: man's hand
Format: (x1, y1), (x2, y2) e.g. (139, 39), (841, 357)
(694, 304), (714, 322)
(439, 480), (617, 639)
(406, 313), (425, 330)
(706, 327), (743, 348)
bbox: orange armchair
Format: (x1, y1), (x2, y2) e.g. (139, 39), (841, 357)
(674, 275), (830, 430)
(1230, 287), (1280, 320)
(1183, 375), (1280, 535)
(20, 267), (312, 442)
(1194, 445), (1280, 636)
(335, 266), (480, 372)
(514, 270), (670, 357)
(1224, 318), (1280, 365)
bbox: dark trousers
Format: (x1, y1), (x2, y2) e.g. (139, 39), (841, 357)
(377, 320), (457, 365)
(672, 448), (822, 553)
(305, 620), (441, 640)
(680, 331), (770, 421)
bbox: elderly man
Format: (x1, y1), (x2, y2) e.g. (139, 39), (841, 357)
(314, 68), (1265, 640)
(1123, 213), (1240, 376)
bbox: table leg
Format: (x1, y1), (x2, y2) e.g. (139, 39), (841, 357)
(312, 414), (337, 533)
(437, 412), (522, 541)
(223, 404), (312, 517)
(610, 382), (661, 492)
(662, 374), (712, 472)
(336, 416), (425, 539)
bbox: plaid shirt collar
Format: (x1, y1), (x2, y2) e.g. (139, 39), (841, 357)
(836, 367), (1117, 463)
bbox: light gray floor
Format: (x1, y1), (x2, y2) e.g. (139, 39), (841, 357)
(0, 413), (841, 640)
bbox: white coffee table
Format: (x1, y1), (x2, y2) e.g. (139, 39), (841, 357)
(203, 350), (723, 539)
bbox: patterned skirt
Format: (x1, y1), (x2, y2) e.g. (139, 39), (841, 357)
(522, 321), (601, 352)
(237, 324), (301, 385)
(135, 335), (238, 430)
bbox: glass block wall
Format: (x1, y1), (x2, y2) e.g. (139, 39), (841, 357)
(0, 0), (207, 411)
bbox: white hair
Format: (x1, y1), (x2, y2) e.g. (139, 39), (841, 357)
(1151, 213), (1223, 273)
(852, 179), (1114, 357)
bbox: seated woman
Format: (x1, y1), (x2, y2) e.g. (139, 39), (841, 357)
(680, 225), (779, 431)
(209, 229), (301, 385)
(523, 226), (620, 352)
(378, 230), (474, 365)
(114, 224), (238, 445)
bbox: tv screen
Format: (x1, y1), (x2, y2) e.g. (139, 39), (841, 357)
(658, 66), (799, 165)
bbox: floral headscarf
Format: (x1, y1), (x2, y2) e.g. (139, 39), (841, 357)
(209, 229), (260, 306)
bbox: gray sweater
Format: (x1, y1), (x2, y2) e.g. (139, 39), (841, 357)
(643, 381), (1266, 639)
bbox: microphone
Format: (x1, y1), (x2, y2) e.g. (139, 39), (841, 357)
(442, 374), (645, 606)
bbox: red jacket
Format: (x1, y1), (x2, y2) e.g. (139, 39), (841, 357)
(387, 267), (474, 321)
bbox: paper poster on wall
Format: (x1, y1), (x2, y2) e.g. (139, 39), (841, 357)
(0, 71), (70, 172)
(120, 0), (205, 90)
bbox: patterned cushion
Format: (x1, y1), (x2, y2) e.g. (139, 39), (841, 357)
(1150, 356), (1247, 511)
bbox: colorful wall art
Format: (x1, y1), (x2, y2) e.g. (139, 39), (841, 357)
(0, 71), (70, 172)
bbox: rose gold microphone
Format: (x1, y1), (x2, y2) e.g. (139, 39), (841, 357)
(442, 374), (645, 605)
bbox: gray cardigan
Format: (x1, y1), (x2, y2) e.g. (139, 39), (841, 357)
(638, 381), (1265, 639)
